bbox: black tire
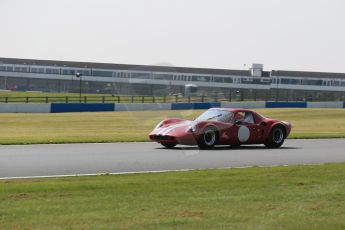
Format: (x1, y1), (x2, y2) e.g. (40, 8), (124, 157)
(264, 126), (286, 148)
(197, 126), (218, 149)
(161, 143), (177, 149)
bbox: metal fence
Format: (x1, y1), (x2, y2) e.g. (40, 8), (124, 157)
(0, 94), (315, 104)
(0, 95), (220, 103)
(1, 90), (344, 104)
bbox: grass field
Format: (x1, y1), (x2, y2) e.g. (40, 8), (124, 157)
(0, 91), (207, 103)
(0, 91), (162, 103)
(0, 91), (104, 97)
(1, 163), (345, 229)
(0, 108), (344, 144)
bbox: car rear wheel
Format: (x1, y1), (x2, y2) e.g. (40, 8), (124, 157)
(264, 126), (285, 148)
(198, 126), (218, 149)
(161, 143), (177, 149)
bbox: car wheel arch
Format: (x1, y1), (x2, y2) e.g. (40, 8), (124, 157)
(271, 123), (287, 138)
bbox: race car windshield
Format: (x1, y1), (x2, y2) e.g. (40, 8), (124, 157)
(194, 109), (233, 122)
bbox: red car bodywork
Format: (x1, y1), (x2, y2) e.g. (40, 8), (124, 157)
(149, 108), (292, 147)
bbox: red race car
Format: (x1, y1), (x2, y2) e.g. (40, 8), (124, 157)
(149, 108), (291, 149)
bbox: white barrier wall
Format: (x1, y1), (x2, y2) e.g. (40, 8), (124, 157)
(0, 104), (17, 113)
(115, 103), (172, 111)
(221, 102), (266, 109)
(0, 104), (51, 113)
(0, 101), (344, 113)
(307, 102), (344, 108)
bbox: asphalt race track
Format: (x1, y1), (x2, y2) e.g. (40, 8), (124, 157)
(1, 139), (345, 179)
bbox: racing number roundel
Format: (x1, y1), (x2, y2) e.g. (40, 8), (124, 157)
(238, 126), (250, 143)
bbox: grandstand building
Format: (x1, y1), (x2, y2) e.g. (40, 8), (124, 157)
(0, 57), (345, 101)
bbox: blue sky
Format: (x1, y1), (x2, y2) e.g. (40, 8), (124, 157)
(0, 0), (344, 72)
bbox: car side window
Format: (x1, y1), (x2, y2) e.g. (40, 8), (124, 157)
(234, 112), (245, 122)
(234, 112), (255, 124)
(243, 112), (255, 124)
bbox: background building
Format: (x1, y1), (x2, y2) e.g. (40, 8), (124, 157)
(1, 57), (345, 101)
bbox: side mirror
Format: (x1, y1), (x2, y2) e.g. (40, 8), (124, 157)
(235, 120), (242, 125)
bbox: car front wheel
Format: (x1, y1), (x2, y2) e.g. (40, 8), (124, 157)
(264, 126), (285, 148)
(197, 126), (218, 149)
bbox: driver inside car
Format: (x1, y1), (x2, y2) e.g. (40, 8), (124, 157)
(243, 112), (254, 124)
(234, 113), (244, 123)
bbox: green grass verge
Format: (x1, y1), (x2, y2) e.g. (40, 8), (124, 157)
(1, 163), (345, 229)
(0, 108), (344, 145)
